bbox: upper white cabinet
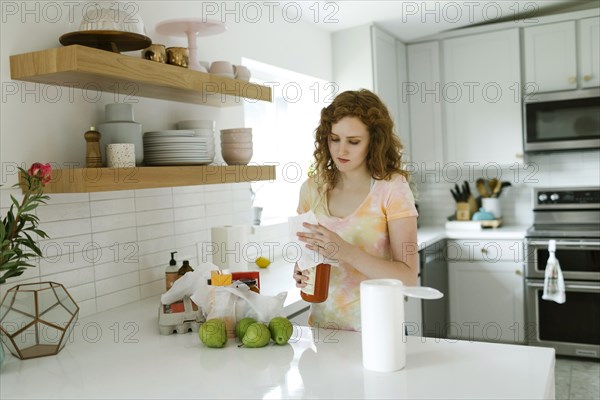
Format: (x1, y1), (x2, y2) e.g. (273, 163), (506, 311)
(406, 41), (444, 167)
(524, 17), (600, 92)
(332, 25), (410, 152)
(579, 17), (600, 89)
(524, 21), (578, 92)
(442, 29), (523, 166)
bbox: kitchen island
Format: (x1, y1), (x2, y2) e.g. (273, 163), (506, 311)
(1, 296), (554, 399)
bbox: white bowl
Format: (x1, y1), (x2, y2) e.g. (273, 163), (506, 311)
(222, 148), (253, 165)
(220, 131), (252, 142)
(221, 142), (253, 149)
(221, 128), (251, 134)
(80, 7), (146, 35)
(177, 120), (216, 130)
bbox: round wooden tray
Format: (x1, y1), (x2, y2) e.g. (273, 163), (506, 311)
(59, 30), (152, 53)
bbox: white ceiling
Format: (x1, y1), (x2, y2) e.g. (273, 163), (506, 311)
(293, 0), (597, 41)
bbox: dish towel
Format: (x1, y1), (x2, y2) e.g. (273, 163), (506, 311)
(542, 239), (566, 304)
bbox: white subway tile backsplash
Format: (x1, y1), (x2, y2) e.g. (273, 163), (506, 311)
(76, 298), (97, 318)
(93, 227), (137, 250)
(90, 198), (135, 217)
(94, 258), (140, 281)
(43, 266), (95, 288)
(173, 192), (206, 207)
(174, 218), (204, 235)
(36, 202), (91, 222)
(95, 271), (140, 297)
(204, 190), (231, 204)
(138, 251), (168, 270)
(205, 202), (234, 216)
(140, 280), (163, 300)
(138, 236), (175, 256)
(206, 214), (233, 228)
(137, 222), (174, 241)
(0, 187), (24, 209)
(139, 265), (164, 285)
(90, 190), (134, 201)
(135, 194), (173, 211)
(175, 231), (209, 249)
(39, 248), (93, 276)
(92, 212), (136, 232)
(96, 287), (140, 313)
(135, 187), (172, 197)
(67, 282), (96, 303)
(173, 185), (205, 194)
(136, 208), (174, 226)
(173, 205), (205, 221)
(40, 218), (92, 238)
(44, 193), (90, 205)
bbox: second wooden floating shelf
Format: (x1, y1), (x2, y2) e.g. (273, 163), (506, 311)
(9, 45), (272, 106)
(19, 165), (276, 194)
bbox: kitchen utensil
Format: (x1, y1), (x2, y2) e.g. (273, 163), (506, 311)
(488, 178), (499, 195)
(493, 182), (512, 198)
(476, 178), (490, 198)
(450, 188), (459, 202)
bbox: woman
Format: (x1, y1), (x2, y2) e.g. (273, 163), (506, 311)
(294, 89), (418, 331)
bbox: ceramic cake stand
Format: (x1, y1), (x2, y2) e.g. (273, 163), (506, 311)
(155, 18), (226, 72)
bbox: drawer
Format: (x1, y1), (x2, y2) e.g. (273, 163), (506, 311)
(446, 239), (522, 262)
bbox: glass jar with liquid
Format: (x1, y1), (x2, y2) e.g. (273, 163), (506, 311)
(300, 263), (331, 303)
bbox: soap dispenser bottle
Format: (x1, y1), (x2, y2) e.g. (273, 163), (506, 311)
(178, 260), (194, 277)
(165, 251), (178, 291)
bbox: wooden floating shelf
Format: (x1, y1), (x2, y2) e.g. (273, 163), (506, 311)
(9, 45), (272, 106)
(19, 165), (276, 194)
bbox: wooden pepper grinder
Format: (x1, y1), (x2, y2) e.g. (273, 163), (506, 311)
(84, 126), (103, 167)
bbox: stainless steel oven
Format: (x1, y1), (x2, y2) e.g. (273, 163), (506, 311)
(524, 88), (600, 153)
(525, 187), (600, 358)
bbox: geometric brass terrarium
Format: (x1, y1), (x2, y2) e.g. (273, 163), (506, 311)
(0, 282), (79, 360)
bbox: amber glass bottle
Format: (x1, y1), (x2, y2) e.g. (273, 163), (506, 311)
(300, 263), (331, 303)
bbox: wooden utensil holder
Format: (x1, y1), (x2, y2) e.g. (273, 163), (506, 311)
(456, 202), (471, 221)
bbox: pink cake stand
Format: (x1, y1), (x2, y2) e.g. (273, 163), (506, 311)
(155, 18), (226, 72)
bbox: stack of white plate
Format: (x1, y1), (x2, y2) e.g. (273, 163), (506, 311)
(143, 130), (215, 165)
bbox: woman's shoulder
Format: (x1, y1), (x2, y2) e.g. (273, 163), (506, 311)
(377, 173), (411, 189)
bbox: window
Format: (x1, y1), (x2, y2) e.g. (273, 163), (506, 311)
(243, 59), (331, 224)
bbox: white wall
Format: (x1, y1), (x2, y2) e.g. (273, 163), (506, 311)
(0, 1), (332, 316)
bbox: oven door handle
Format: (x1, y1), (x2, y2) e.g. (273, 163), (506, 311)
(527, 281), (600, 291)
(527, 240), (600, 249)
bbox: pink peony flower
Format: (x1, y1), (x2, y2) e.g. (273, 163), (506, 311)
(28, 162), (52, 185)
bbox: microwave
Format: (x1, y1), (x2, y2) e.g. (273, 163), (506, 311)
(524, 88), (600, 153)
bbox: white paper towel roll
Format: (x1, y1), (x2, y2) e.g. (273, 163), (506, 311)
(211, 225), (249, 272)
(360, 279), (406, 372)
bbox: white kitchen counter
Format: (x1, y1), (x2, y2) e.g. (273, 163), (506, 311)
(0, 296), (555, 399)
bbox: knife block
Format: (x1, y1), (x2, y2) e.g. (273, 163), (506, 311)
(456, 202), (471, 221)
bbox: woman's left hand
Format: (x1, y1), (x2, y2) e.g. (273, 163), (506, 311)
(297, 222), (350, 261)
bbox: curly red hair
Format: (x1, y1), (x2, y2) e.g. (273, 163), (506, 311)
(311, 89), (407, 191)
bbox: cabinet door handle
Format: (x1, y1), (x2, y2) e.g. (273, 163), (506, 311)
(515, 270), (522, 276)
(568, 77), (577, 84)
(583, 75), (592, 82)
(481, 248), (488, 254)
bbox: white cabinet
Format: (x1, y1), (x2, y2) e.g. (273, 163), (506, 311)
(524, 18), (600, 92)
(579, 17), (600, 88)
(447, 240), (525, 344)
(332, 25), (411, 153)
(524, 21), (578, 92)
(442, 29), (523, 166)
(406, 41), (444, 167)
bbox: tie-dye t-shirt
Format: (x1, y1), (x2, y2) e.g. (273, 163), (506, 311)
(297, 173), (418, 331)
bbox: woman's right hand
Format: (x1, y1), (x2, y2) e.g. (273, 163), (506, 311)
(293, 263), (308, 288)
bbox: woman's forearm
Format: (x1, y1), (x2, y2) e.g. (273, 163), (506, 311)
(341, 244), (418, 286)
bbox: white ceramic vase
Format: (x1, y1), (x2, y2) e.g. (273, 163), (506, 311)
(97, 103), (143, 165)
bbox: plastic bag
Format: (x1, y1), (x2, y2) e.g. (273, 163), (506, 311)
(192, 282), (287, 337)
